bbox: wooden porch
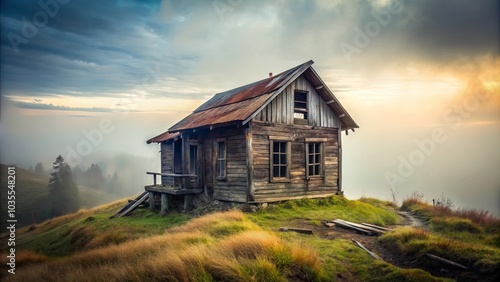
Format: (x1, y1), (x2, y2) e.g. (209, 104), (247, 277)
(145, 172), (202, 214)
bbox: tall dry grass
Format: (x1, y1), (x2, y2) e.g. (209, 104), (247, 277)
(401, 194), (500, 232)
(4, 210), (323, 282)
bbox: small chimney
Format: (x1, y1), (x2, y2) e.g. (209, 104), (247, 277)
(269, 72), (273, 77)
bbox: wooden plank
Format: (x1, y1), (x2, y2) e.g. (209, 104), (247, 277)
(266, 102), (272, 123)
(145, 186), (203, 194)
(353, 240), (382, 260)
(425, 254), (468, 270)
(361, 223), (393, 232)
(114, 192), (150, 218)
(276, 92), (282, 123)
(336, 220), (385, 235)
(305, 138), (328, 142)
(279, 227), (313, 234)
(338, 128), (342, 193)
(110, 191), (148, 218)
(332, 219), (373, 236)
(250, 193), (337, 203)
(246, 126), (254, 202)
(146, 172), (198, 178)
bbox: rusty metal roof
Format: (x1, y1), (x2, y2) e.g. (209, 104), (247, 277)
(147, 60), (358, 143)
(193, 61), (310, 113)
(146, 131), (179, 144)
(168, 61), (313, 132)
(168, 93), (273, 133)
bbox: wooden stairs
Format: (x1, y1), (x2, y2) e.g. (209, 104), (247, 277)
(110, 191), (149, 218)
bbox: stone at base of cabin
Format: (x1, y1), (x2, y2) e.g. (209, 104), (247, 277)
(261, 203), (268, 208)
(239, 204), (258, 213)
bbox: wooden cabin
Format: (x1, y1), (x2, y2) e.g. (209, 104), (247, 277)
(146, 60), (358, 212)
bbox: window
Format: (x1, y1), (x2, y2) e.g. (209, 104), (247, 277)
(294, 91), (308, 120)
(216, 141), (226, 179)
(189, 145), (197, 174)
(306, 142), (323, 178)
(270, 140), (290, 181)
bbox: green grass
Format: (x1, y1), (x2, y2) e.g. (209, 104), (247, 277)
(0, 195), (452, 281)
(247, 195), (398, 229)
(246, 197), (449, 281)
(1, 210), (325, 282)
(8, 199), (191, 256)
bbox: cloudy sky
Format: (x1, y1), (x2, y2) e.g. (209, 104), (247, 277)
(1, 0), (499, 213)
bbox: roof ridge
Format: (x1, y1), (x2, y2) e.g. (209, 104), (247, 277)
(191, 60), (314, 114)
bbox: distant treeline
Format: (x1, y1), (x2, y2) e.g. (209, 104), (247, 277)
(29, 154), (158, 197)
(30, 162), (120, 193)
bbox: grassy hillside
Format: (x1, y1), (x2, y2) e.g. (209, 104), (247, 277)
(380, 195), (500, 281)
(0, 164), (122, 227)
(0, 196), (452, 281)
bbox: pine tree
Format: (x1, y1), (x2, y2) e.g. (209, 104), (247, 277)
(34, 162), (46, 175)
(48, 155), (80, 217)
(86, 163), (106, 189)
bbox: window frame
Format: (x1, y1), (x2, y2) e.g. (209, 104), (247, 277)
(305, 138), (326, 179)
(215, 138), (227, 181)
(269, 138), (291, 183)
(189, 144), (198, 175)
(294, 90), (309, 122)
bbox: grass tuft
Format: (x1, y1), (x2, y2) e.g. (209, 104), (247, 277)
(430, 217), (483, 234)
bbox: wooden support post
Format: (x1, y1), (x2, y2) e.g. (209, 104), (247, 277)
(246, 125), (255, 201)
(149, 192), (155, 211)
(160, 193), (168, 215)
(184, 194), (193, 210)
(337, 128), (342, 193)
(181, 132), (191, 190)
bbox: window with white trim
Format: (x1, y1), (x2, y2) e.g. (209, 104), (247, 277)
(270, 140), (290, 181)
(306, 142), (324, 178)
(216, 140), (226, 179)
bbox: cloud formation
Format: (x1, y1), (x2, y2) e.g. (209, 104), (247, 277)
(1, 0), (497, 101)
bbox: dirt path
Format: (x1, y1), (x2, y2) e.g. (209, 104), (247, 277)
(397, 211), (428, 228)
(286, 212), (471, 281)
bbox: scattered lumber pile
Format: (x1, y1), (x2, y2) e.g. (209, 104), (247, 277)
(110, 191), (149, 218)
(323, 219), (392, 236)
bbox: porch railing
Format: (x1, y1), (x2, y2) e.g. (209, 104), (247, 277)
(146, 172), (198, 189)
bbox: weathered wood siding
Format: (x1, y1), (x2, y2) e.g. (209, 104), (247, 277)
(206, 127), (248, 202)
(202, 137), (213, 197)
(160, 141), (174, 186)
(251, 121), (340, 202)
(253, 75), (340, 128)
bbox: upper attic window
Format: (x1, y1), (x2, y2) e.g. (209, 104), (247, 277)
(294, 90), (308, 124)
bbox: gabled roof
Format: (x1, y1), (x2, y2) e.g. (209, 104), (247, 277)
(147, 60), (358, 144)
